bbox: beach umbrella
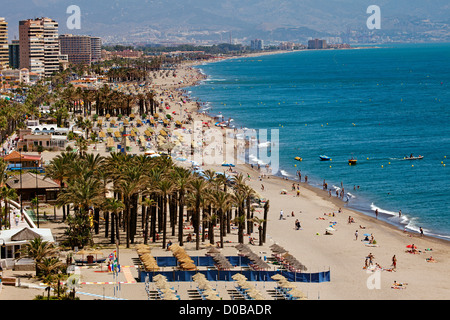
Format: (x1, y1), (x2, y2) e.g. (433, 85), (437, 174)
(271, 274), (286, 281)
(363, 233), (371, 237)
(406, 245), (417, 249)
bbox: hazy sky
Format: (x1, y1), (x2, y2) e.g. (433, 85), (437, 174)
(3, 0), (450, 41)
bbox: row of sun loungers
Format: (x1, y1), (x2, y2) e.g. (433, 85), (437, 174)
(231, 274), (265, 300)
(271, 274), (307, 300)
(136, 244), (160, 272)
(235, 244), (271, 270)
(269, 244), (307, 272)
(152, 274), (180, 300)
(169, 243), (197, 270)
(192, 273), (221, 300)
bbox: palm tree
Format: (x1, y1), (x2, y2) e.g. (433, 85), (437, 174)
(1, 186), (17, 229)
(141, 197), (157, 245)
(45, 153), (73, 220)
(171, 167), (191, 245)
(262, 200), (270, 243)
(251, 217), (265, 246)
(18, 238), (58, 277)
(241, 185), (257, 235)
(232, 191), (246, 244)
(155, 179), (175, 249)
(56, 169), (103, 220)
(211, 190), (232, 248)
(37, 257), (65, 282)
(188, 177), (208, 250)
(102, 197), (124, 244)
(114, 164), (147, 248)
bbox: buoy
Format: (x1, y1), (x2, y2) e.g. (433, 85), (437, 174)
(381, 165), (384, 168)
(412, 165), (414, 167)
(388, 162), (391, 165)
(329, 166), (332, 168)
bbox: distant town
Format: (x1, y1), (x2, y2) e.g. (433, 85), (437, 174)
(0, 16), (355, 88)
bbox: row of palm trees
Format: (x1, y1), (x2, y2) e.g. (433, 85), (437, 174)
(46, 151), (270, 251)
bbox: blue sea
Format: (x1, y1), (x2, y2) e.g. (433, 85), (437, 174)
(186, 43), (450, 240)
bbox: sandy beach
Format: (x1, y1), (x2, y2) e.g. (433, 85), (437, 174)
(2, 51), (450, 301)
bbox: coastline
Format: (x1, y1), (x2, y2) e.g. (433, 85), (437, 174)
(183, 49), (450, 242)
(2, 50), (450, 301)
(176, 53), (450, 299)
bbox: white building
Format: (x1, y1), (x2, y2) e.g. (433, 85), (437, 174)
(0, 199), (55, 270)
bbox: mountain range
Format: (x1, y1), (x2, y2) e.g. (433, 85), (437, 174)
(3, 0), (450, 44)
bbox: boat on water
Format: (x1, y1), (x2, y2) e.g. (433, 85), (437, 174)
(294, 157), (302, 161)
(319, 155), (331, 161)
(404, 155), (424, 160)
(348, 158), (357, 165)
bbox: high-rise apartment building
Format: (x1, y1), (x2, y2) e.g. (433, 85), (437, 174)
(0, 18), (8, 69)
(59, 34), (102, 65)
(90, 37), (102, 63)
(250, 39), (264, 51)
(19, 17), (59, 77)
(9, 40), (20, 69)
(308, 39), (327, 49)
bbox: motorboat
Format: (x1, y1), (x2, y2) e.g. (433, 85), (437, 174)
(294, 157), (302, 161)
(348, 158), (357, 165)
(319, 155), (331, 161)
(404, 155), (424, 160)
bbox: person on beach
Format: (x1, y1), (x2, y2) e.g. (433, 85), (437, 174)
(375, 208), (378, 219)
(296, 189), (300, 197)
(392, 255), (397, 270)
(261, 184), (264, 191)
(368, 253), (374, 266)
(355, 230), (358, 241)
(279, 210), (284, 220)
(399, 210), (402, 218)
(420, 227), (424, 236)
(295, 219), (301, 230)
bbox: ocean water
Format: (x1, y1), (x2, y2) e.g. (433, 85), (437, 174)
(187, 43), (450, 240)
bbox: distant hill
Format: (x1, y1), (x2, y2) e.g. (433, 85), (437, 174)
(3, 0), (450, 43)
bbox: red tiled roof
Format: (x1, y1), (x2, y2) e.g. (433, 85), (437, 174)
(3, 151), (42, 162)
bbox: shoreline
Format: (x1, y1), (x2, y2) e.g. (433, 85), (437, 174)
(3, 50), (450, 301)
(181, 50), (450, 244)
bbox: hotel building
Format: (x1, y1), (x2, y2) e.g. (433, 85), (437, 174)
(59, 34), (102, 65)
(19, 17), (60, 77)
(0, 18), (8, 69)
